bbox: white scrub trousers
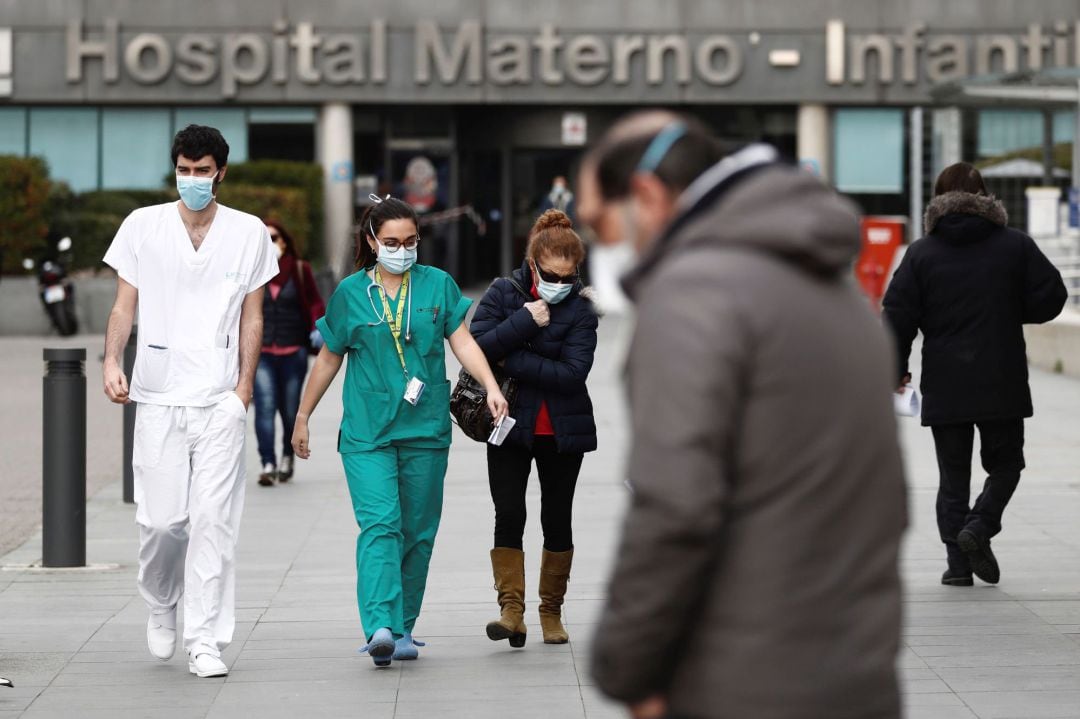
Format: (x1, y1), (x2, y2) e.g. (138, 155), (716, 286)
(133, 394), (248, 659)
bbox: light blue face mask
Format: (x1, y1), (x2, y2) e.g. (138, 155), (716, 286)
(537, 277), (572, 304)
(176, 174), (217, 211)
(376, 242), (417, 275)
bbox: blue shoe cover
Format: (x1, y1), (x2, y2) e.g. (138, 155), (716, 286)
(393, 633), (426, 660)
(360, 628), (395, 667)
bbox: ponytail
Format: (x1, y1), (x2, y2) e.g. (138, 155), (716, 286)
(353, 204), (378, 272)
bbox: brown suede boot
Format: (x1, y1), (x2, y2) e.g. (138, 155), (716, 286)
(485, 548), (527, 648)
(538, 548), (573, 644)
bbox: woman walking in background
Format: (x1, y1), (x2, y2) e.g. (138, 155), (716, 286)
(255, 220), (325, 486)
(291, 196), (508, 667)
(470, 209), (599, 647)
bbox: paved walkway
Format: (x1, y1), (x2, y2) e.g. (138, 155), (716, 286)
(1, 316), (1079, 718)
(0, 335), (124, 556)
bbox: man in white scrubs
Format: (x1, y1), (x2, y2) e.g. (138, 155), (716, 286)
(101, 125), (279, 678)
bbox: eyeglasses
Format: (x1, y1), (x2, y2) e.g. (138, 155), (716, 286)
(377, 235), (421, 251)
(534, 262), (578, 284)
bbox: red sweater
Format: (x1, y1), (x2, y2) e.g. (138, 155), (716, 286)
(530, 282), (555, 436)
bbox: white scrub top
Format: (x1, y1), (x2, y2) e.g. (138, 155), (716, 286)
(104, 202), (279, 407)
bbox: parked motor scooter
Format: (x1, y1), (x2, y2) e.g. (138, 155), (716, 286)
(22, 237), (79, 336)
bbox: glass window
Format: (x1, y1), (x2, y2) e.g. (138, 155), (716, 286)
(102, 108), (172, 190)
(249, 107), (317, 124)
(977, 109), (1043, 157)
(0, 107), (26, 155)
(172, 108), (248, 164)
(28, 108), (99, 192)
(1053, 110), (1075, 145)
(250, 124), (315, 162)
(834, 109), (904, 194)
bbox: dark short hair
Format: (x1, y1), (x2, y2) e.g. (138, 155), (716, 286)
(592, 113), (726, 201)
(171, 125), (230, 169)
(934, 162), (987, 197)
(354, 197), (419, 271)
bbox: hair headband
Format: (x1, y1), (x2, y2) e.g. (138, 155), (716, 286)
(637, 121), (688, 174)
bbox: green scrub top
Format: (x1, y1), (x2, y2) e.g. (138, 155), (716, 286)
(316, 264), (472, 453)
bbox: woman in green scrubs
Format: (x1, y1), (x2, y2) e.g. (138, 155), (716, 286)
(292, 195), (508, 668)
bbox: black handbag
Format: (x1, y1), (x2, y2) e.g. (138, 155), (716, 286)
(450, 277), (529, 442)
(449, 369), (518, 442)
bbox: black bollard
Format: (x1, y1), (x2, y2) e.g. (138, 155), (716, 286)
(43, 348), (87, 568)
(122, 328), (137, 504)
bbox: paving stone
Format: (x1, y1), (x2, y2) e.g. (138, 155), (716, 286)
(2, 319), (1080, 717)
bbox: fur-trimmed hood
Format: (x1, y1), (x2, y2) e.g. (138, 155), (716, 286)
(924, 191), (1008, 235)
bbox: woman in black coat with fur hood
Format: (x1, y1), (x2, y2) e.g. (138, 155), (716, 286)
(883, 162), (1066, 588)
(469, 209), (599, 649)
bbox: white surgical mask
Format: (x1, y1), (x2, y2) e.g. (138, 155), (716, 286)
(583, 200), (639, 313)
(592, 199), (642, 280)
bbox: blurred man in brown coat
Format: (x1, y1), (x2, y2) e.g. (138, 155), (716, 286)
(578, 111), (908, 719)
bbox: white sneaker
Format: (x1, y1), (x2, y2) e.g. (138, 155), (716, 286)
(188, 653), (228, 678)
(258, 462), (277, 487)
(278, 455), (294, 482)
(146, 610), (177, 661)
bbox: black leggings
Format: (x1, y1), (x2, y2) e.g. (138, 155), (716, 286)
(487, 437), (583, 552)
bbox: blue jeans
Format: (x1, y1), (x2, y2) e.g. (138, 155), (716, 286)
(254, 349), (309, 466)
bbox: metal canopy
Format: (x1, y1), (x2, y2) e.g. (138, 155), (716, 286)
(932, 68), (1080, 106)
(932, 69), (1080, 187)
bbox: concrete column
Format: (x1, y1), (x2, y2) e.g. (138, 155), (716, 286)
(500, 145), (513, 279)
(318, 103), (354, 279)
(1042, 109), (1055, 187)
(910, 107), (924, 244)
(1073, 81), (1080, 190)
(931, 107), (962, 177)
(797, 104), (830, 182)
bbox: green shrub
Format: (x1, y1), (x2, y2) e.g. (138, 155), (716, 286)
(218, 184), (311, 256)
(79, 189), (176, 216)
(0, 156), (51, 274)
(39, 160), (323, 272)
(977, 143), (1074, 172)
(224, 161), (323, 261)
(49, 188), (175, 272)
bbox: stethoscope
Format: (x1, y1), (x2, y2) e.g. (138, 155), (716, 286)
(366, 275), (413, 343)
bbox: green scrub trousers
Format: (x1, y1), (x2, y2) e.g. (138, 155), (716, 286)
(316, 264), (472, 642)
(342, 446), (449, 638)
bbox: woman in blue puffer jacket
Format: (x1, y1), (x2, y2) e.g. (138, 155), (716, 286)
(470, 209), (599, 649)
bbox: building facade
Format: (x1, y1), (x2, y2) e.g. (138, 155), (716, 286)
(3, 0), (1078, 281)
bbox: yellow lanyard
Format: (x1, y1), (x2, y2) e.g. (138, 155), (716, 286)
(375, 268), (410, 375)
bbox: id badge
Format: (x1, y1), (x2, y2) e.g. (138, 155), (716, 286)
(403, 376), (426, 406)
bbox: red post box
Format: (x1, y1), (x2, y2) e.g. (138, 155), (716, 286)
(856, 216), (906, 311)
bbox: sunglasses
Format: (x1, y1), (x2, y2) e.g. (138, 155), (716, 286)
(534, 262), (578, 284)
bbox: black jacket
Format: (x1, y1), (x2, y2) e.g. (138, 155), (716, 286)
(470, 262), (599, 453)
(263, 259), (326, 349)
(263, 276), (308, 348)
(883, 191), (1067, 426)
